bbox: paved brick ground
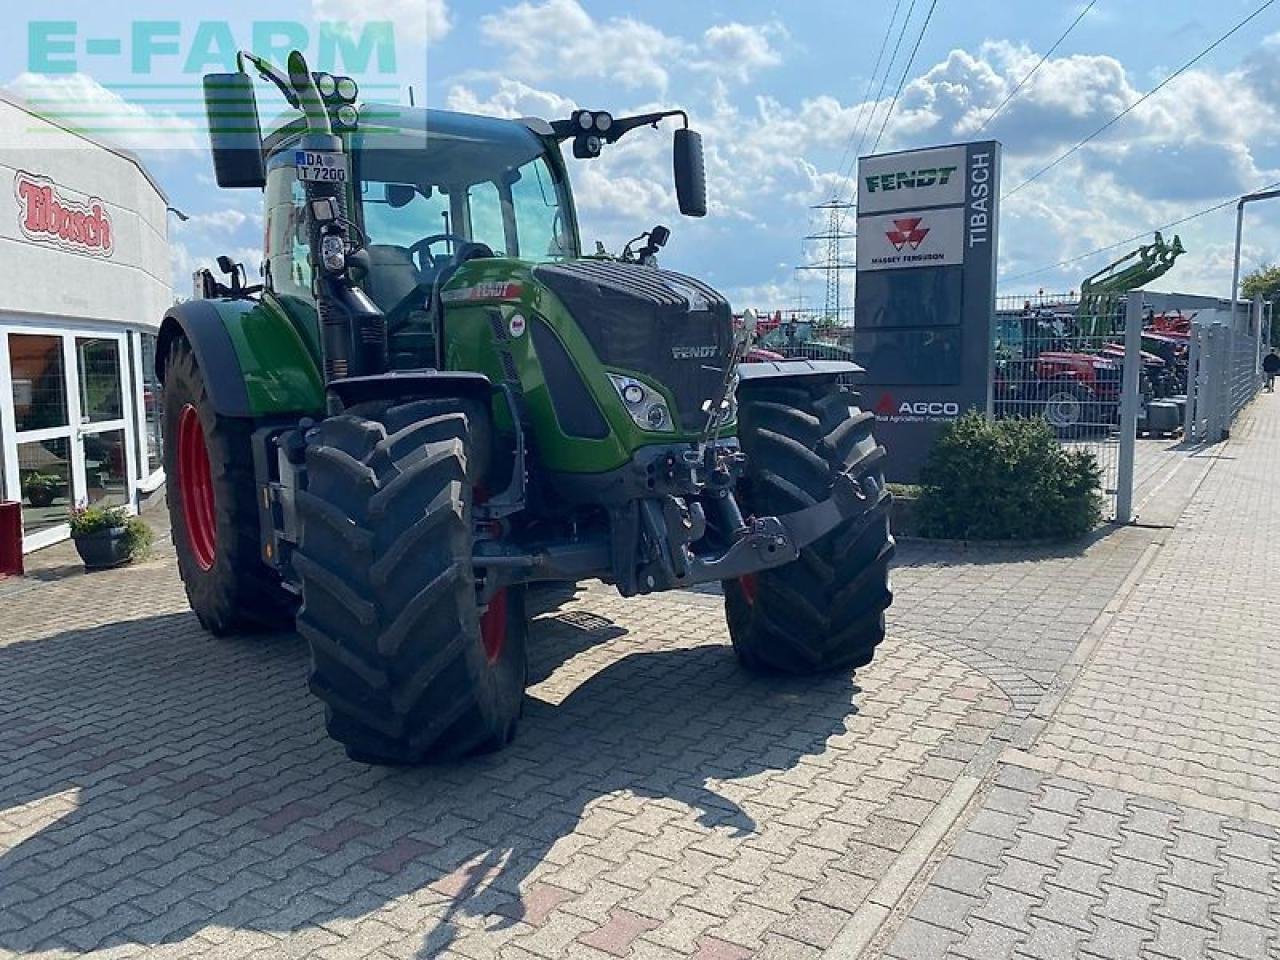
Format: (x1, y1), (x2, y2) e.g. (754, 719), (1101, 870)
(0, 420), (1236, 960)
(877, 395), (1280, 960)
(0, 542), (1008, 959)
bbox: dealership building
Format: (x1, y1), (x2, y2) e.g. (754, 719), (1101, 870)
(0, 90), (172, 552)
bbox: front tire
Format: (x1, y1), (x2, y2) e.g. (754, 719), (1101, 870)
(292, 398), (527, 764)
(725, 378), (894, 674)
(162, 337), (294, 635)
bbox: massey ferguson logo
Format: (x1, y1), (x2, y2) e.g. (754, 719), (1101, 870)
(874, 392), (960, 421)
(13, 172), (113, 258)
(885, 217), (929, 252)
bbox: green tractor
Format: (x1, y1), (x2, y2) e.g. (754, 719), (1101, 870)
(159, 51), (893, 764)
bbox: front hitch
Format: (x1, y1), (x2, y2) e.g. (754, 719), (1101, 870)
(648, 467), (883, 591)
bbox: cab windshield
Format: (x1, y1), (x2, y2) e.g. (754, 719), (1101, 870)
(351, 115), (577, 314)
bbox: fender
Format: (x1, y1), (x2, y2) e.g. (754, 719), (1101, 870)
(736, 358), (863, 381)
(156, 297), (326, 418)
(328, 370), (494, 409)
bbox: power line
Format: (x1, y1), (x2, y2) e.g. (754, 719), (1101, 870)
(976, 0), (1096, 134)
(848, 0), (919, 183)
(867, 0), (941, 158)
(831, 0), (905, 199)
(999, 180), (1280, 285)
(1003, 0), (1277, 200)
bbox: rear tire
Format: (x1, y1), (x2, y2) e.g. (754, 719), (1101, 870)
(292, 398), (527, 764)
(724, 378), (894, 673)
(162, 337), (294, 635)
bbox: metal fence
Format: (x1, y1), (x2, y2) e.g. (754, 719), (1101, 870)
(1184, 297), (1265, 442)
(995, 293), (1148, 521)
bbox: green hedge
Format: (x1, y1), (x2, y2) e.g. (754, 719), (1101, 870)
(915, 413), (1103, 541)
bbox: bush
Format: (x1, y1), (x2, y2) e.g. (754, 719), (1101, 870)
(69, 504), (130, 535)
(69, 505), (153, 561)
(915, 413), (1103, 541)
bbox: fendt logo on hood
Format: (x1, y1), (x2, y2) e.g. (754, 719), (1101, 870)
(672, 344), (718, 360)
(885, 217), (929, 252)
(14, 172), (113, 258)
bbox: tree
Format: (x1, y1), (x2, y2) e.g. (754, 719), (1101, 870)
(1242, 263), (1280, 303)
(1243, 265), (1280, 346)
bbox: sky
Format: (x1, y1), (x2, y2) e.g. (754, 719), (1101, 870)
(5, 0), (1280, 314)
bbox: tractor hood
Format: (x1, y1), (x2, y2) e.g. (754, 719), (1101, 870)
(534, 260), (734, 431)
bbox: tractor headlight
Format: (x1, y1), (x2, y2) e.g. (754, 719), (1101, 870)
(609, 374), (674, 433)
(334, 104), (360, 129)
(701, 377), (738, 428)
(335, 77), (359, 102)
(702, 382), (738, 428)
(320, 233), (346, 273)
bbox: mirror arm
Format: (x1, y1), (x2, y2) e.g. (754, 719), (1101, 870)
(604, 109), (689, 142)
(549, 109), (689, 143)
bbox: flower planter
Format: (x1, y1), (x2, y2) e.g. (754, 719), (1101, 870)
(73, 526), (131, 569)
(25, 486), (57, 508)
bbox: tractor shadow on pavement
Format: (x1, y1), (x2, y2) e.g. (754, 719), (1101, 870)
(0, 600), (861, 956)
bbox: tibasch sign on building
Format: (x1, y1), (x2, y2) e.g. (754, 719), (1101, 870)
(853, 141), (1001, 482)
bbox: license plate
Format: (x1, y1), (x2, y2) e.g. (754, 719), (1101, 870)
(295, 150), (348, 183)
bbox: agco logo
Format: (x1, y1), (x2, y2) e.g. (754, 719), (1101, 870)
(885, 217), (929, 252)
(874, 393), (959, 420)
(901, 401), (959, 415)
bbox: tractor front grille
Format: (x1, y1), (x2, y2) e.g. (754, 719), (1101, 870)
(534, 260), (734, 431)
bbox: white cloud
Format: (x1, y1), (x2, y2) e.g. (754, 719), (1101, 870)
(445, 79), (577, 119)
(185, 209), (257, 232)
(696, 23), (785, 83)
(312, 0), (451, 44)
(478, 0), (687, 92)
(170, 242), (263, 294)
(4, 73), (200, 153)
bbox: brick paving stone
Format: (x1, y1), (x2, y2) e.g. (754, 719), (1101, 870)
(579, 909), (662, 956)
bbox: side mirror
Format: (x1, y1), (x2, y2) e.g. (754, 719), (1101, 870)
(650, 225), (671, 248)
(203, 73), (265, 189)
(673, 128), (707, 218)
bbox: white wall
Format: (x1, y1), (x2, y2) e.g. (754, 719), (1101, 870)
(0, 96), (171, 331)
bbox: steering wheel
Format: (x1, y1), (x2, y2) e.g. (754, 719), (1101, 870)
(385, 240), (495, 342)
(408, 233), (469, 273)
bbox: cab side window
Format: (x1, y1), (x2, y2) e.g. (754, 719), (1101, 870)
(265, 162), (312, 302)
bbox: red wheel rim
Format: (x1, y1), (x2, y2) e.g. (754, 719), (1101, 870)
(177, 404), (217, 571)
(738, 573), (758, 606)
(480, 588), (507, 664)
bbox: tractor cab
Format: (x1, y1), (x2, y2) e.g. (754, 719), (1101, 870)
(260, 107), (581, 368)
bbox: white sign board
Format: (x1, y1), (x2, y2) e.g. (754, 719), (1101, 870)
(856, 207), (965, 272)
(857, 145), (966, 215)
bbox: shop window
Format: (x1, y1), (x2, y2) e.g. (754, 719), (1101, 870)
(139, 333), (163, 473)
(76, 337), (124, 422)
(9, 334), (68, 431)
(17, 437), (71, 534)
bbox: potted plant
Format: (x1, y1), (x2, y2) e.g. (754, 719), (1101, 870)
(69, 505), (152, 570)
(22, 473), (62, 508)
